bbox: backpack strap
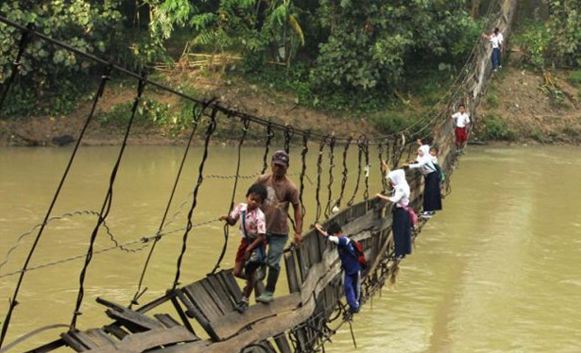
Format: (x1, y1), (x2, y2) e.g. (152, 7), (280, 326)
(241, 209), (250, 239)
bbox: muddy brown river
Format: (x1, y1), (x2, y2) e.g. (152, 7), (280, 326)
(1, 145), (580, 352)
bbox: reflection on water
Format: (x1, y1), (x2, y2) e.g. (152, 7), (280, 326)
(1, 145), (581, 352)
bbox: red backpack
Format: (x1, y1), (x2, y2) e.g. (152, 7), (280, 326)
(352, 240), (368, 270)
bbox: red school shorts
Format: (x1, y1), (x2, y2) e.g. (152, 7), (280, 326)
(235, 238), (250, 263)
(235, 238), (266, 263)
(455, 127), (468, 144)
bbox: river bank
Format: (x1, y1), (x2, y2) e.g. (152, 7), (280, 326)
(1, 67), (579, 147)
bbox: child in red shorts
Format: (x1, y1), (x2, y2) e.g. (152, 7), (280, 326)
(220, 183), (267, 312)
(451, 103), (471, 152)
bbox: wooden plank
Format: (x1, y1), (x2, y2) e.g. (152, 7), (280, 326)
(183, 286), (220, 341)
(296, 246), (309, 283)
(209, 293), (300, 340)
(284, 250), (300, 293)
(170, 296), (197, 334)
(69, 330), (101, 350)
(145, 340), (208, 353)
(99, 297), (164, 331)
(103, 325), (128, 340)
(200, 278), (229, 314)
(24, 338), (65, 353)
(217, 270), (243, 302)
(184, 282), (222, 321)
(105, 308), (164, 331)
(309, 232), (322, 264)
(175, 289), (198, 319)
(207, 274), (236, 310)
(87, 326), (198, 353)
(154, 313), (181, 328)
(273, 333), (292, 353)
(82, 329), (116, 348)
(60, 331), (88, 352)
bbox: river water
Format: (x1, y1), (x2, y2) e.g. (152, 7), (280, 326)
(1, 145), (580, 352)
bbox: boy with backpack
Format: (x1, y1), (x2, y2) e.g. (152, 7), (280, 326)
(314, 222), (366, 314)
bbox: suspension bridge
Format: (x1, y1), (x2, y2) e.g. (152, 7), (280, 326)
(0, 0), (517, 352)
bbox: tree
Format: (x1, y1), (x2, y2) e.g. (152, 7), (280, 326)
(312, 0), (477, 91)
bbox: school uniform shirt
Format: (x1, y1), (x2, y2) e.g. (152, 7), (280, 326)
(327, 235), (361, 275)
(385, 169), (410, 208)
(489, 34), (501, 49)
(497, 32), (504, 46)
(452, 112), (471, 128)
(229, 203), (266, 239)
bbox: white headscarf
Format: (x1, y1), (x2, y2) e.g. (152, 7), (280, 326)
(386, 169), (410, 206)
(416, 144), (431, 163)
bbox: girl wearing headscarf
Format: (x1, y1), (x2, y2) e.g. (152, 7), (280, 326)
(376, 169), (412, 259)
(407, 144), (442, 218)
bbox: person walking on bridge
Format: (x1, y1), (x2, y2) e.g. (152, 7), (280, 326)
(483, 27), (504, 72)
(255, 150), (303, 303)
(406, 144), (442, 218)
(376, 169), (412, 260)
(451, 103), (471, 152)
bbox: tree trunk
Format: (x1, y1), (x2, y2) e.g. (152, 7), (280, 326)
(471, 0), (481, 18)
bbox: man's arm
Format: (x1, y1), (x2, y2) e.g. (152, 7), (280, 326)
(293, 202), (303, 244)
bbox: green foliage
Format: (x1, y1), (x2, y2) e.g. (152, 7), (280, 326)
(1, 80), (87, 117)
(529, 128), (549, 143)
(190, 0), (305, 66)
(486, 92), (500, 108)
(312, 0), (477, 92)
(481, 114), (516, 141)
(371, 111), (421, 135)
(568, 70), (581, 87)
(513, 21), (552, 70)
(97, 98), (170, 126)
(514, 2), (580, 69)
(547, 0), (581, 67)
(0, 1), (124, 84)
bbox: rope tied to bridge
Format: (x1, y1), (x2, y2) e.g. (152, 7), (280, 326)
(261, 122), (275, 174)
(346, 136), (365, 207)
(324, 135), (337, 218)
(173, 107), (218, 289)
(211, 116), (251, 275)
(298, 132), (310, 223)
(129, 99), (208, 308)
(362, 137), (370, 201)
(0, 62), (115, 346)
(314, 136), (328, 224)
(71, 72), (148, 328)
(334, 137), (352, 210)
(284, 125), (294, 154)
